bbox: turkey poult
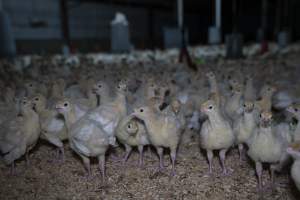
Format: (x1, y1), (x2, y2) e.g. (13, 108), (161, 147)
(0, 98), (40, 174)
(131, 105), (182, 176)
(286, 103), (300, 142)
(32, 94), (68, 161)
(88, 81), (128, 145)
(233, 101), (256, 162)
(286, 142), (300, 191)
(199, 99), (234, 175)
(247, 111), (287, 194)
(55, 99), (109, 181)
(115, 115), (149, 167)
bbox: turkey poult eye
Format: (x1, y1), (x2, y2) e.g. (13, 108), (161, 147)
(64, 103), (68, 107)
(98, 85), (102, 88)
(140, 109), (144, 112)
(208, 106), (213, 109)
(295, 108), (298, 112)
(128, 125), (131, 128)
(35, 98), (39, 101)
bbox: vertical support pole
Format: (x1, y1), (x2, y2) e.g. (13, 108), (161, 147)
(232, 0), (236, 33)
(261, 0), (268, 52)
(148, 7), (154, 49)
(275, 0), (281, 35)
(177, 0), (183, 29)
(261, 0), (268, 39)
(215, 0), (221, 29)
(0, 0), (3, 11)
(60, 0), (71, 54)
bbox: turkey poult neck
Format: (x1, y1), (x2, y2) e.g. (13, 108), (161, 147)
(115, 91), (128, 115)
(208, 77), (219, 94)
(98, 89), (112, 105)
(86, 89), (98, 108)
(293, 116), (300, 135)
(62, 106), (77, 131)
(206, 108), (225, 128)
(243, 110), (254, 124)
(137, 111), (157, 131)
(22, 107), (38, 121)
(258, 121), (272, 134)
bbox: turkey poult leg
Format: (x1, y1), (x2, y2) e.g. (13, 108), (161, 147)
(207, 150), (213, 174)
(255, 161), (263, 192)
(10, 161), (16, 175)
(156, 147), (164, 170)
(81, 155), (92, 179)
(25, 151), (30, 167)
(55, 147), (65, 162)
(98, 154), (106, 181)
(122, 145), (132, 165)
(270, 164), (277, 193)
(59, 147), (65, 162)
(238, 144), (244, 162)
(219, 149), (229, 175)
(138, 145), (144, 168)
(170, 148), (177, 176)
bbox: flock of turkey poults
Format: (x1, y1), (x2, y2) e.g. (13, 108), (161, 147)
(1, 51), (300, 199)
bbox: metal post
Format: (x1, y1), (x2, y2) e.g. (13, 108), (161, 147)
(177, 0), (183, 29)
(148, 7), (154, 49)
(215, 0), (221, 29)
(232, 0), (238, 33)
(60, 0), (71, 54)
(261, 0), (268, 39)
(0, 0), (2, 11)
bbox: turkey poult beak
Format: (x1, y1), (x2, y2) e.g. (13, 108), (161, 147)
(261, 116), (272, 127)
(92, 88), (98, 94)
(286, 106), (292, 113)
(55, 105), (64, 112)
(32, 103), (37, 111)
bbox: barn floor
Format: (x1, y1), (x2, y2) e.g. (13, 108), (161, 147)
(0, 140), (299, 200)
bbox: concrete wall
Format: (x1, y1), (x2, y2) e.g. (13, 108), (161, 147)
(2, 0), (158, 53)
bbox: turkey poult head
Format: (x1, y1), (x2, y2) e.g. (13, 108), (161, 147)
(171, 99), (181, 114)
(55, 100), (72, 115)
(243, 101), (255, 113)
(126, 120), (139, 136)
(287, 103), (300, 117)
(17, 97), (35, 117)
(32, 94), (46, 111)
(206, 71), (216, 80)
(115, 81), (128, 94)
(259, 111), (273, 128)
(93, 81), (109, 96)
(200, 99), (218, 114)
(132, 107), (151, 120)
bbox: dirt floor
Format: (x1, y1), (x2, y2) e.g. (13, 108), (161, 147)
(0, 140), (299, 200)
